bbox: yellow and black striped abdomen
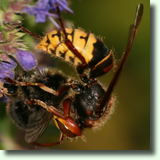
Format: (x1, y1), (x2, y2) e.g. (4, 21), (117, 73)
(36, 28), (113, 77)
(36, 29), (84, 65)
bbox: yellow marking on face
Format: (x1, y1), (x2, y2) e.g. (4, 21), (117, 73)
(53, 116), (60, 130)
(53, 115), (78, 136)
(81, 34), (97, 64)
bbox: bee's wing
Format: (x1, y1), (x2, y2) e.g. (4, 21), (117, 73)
(24, 108), (53, 143)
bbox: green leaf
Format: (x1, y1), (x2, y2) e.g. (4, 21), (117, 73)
(0, 0), (9, 12)
(15, 32), (26, 39)
(0, 25), (7, 39)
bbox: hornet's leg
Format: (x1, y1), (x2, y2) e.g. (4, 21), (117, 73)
(31, 132), (64, 147)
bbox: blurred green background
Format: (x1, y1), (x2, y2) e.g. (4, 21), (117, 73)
(0, 0), (150, 150)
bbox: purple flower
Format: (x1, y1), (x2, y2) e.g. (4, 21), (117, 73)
(14, 49), (37, 71)
(23, 0), (74, 26)
(23, 0), (51, 23)
(0, 58), (16, 82)
(0, 58), (17, 70)
(49, 0), (74, 13)
(0, 69), (14, 82)
(0, 49), (37, 83)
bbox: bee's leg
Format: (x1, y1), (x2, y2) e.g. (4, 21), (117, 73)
(26, 99), (66, 147)
(31, 133), (64, 147)
(26, 99), (67, 119)
(27, 98), (82, 145)
(4, 77), (70, 96)
(29, 98), (82, 135)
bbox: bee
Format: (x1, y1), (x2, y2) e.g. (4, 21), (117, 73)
(4, 4), (143, 147)
(5, 69), (71, 145)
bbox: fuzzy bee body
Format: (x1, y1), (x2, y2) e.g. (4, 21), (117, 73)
(6, 68), (69, 143)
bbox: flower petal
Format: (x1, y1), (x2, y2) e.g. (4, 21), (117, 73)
(0, 69), (14, 82)
(49, 0), (74, 13)
(23, 0), (74, 24)
(0, 58), (17, 70)
(14, 49), (37, 71)
(35, 12), (47, 23)
(23, 0), (50, 23)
